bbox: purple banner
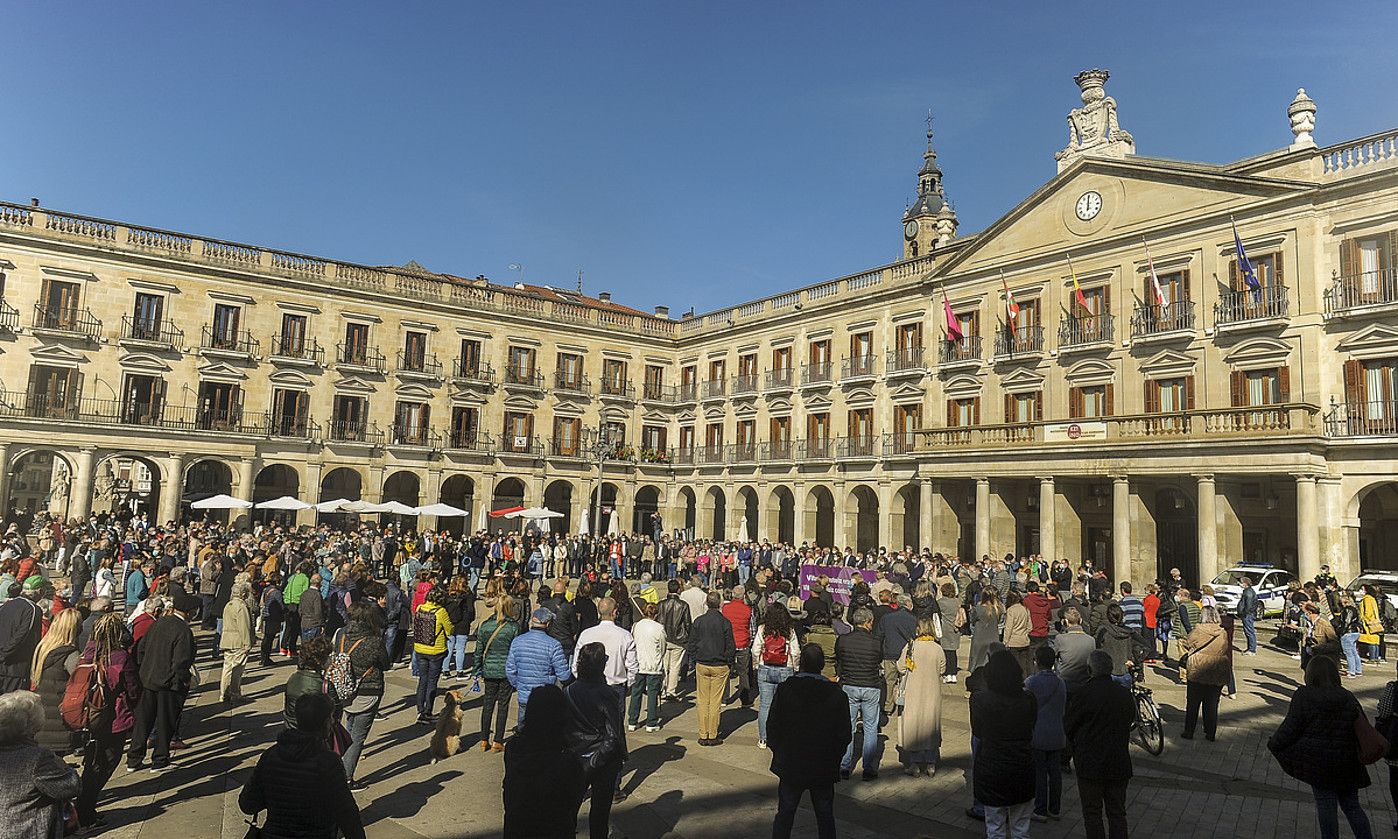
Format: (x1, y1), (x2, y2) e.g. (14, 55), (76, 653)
(799, 563), (878, 605)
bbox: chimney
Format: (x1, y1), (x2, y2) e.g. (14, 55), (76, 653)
(653, 305), (670, 318)
(598, 291), (612, 303)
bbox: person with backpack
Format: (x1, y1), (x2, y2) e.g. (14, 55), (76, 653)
(752, 605), (799, 749)
(412, 585), (454, 725)
(73, 612), (139, 832)
(31, 608), (82, 757)
(443, 576), (475, 680)
(334, 602), (391, 789)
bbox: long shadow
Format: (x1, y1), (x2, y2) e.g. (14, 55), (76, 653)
(362, 770), (464, 823)
(621, 736), (686, 797)
(717, 706), (758, 739)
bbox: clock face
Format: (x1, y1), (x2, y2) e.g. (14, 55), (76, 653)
(1075, 191), (1103, 221)
(904, 220), (920, 239)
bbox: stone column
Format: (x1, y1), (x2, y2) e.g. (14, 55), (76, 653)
(478, 472), (496, 533)
(425, 468), (444, 531)
(1038, 477), (1056, 560)
(918, 479), (934, 552)
(236, 457), (258, 502)
(159, 453), (185, 525)
(575, 483), (591, 538)
(365, 465), (385, 503)
(975, 478), (990, 559)
(0, 442), (10, 514)
(832, 480), (847, 549)
(1196, 475), (1218, 585)
(1297, 475), (1319, 582)
(877, 483), (893, 549)
(1112, 477), (1131, 585)
(793, 482), (809, 546)
(70, 448), (96, 522)
(298, 461), (323, 528)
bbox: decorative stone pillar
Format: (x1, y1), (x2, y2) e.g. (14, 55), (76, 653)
(1196, 475), (1218, 585)
(793, 482), (808, 546)
(1038, 477), (1056, 561)
(975, 478), (991, 559)
(918, 480), (934, 552)
(832, 480), (847, 549)
(1112, 477), (1131, 585)
(236, 457), (258, 502)
(477, 472), (496, 533)
(298, 461), (323, 528)
(877, 483), (893, 550)
(70, 448), (96, 522)
(159, 453), (185, 525)
(365, 465), (385, 503)
(1297, 475), (1320, 582)
(424, 468), (444, 531)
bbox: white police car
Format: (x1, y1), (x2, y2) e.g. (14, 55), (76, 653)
(1210, 565), (1294, 617)
(1347, 570), (1398, 613)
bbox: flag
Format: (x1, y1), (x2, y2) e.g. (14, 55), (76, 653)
(1232, 218), (1262, 302)
(1067, 254), (1089, 313)
(1001, 272), (1020, 335)
(942, 289), (963, 342)
(1143, 238), (1167, 307)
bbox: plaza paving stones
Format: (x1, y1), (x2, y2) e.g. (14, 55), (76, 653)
(90, 623), (1393, 838)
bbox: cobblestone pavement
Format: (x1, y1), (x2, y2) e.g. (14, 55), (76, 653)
(91, 621), (1395, 838)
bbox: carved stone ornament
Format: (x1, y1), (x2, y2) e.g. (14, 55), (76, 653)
(1056, 68), (1136, 172)
(1288, 88), (1317, 149)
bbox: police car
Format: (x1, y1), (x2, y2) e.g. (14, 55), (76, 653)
(1209, 564), (1295, 617)
(1346, 570), (1398, 613)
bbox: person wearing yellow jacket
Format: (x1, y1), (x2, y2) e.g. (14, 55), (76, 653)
(1358, 585), (1385, 664)
(412, 587), (454, 724)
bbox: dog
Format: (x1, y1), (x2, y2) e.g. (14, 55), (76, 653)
(429, 689), (464, 764)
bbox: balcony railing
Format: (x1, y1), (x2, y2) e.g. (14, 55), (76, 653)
(1324, 269), (1398, 314)
(939, 335), (982, 366)
(499, 434), (543, 455)
(202, 325), (260, 356)
(801, 438), (835, 459)
(550, 437), (585, 457)
(993, 325), (1045, 357)
(327, 419), (383, 445)
(0, 390), (277, 435)
(842, 355), (877, 380)
(884, 430), (918, 454)
(452, 358), (494, 383)
(677, 382), (698, 403)
(396, 352), (443, 378)
(121, 315), (184, 347)
(446, 429), (490, 452)
(766, 367), (795, 390)
(837, 435), (878, 458)
(887, 346), (925, 373)
(390, 424), (440, 448)
(553, 372), (591, 394)
(503, 366), (544, 389)
(1130, 301), (1196, 338)
(728, 442), (759, 463)
(1325, 400), (1398, 437)
(802, 361), (833, 386)
(336, 343), (386, 372)
(268, 336), (324, 365)
(0, 299), (17, 332)
(33, 305), (102, 341)
(601, 380), (634, 399)
(269, 412), (313, 438)
(697, 445), (726, 465)
(1058, 314), (1114, 348)
(673, 447), (695, 465)
(732, 374), (759, 395)
(1215, 285), (1289, 326)
(642, 382), (674, 402)
(761, 440), (795, 461)
(703, 379), (726, 399)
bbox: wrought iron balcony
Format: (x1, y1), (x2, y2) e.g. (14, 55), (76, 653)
(641, 382), (674, 402)
(601, 379), (634, 399)
(802, 361), (833, 386)
(121, 315), (184, 348)
(761, 440), (795, 462)
(1325, 400), (1398, 437)
(202, 324), (260, 356)
(33, 305), (102, 341)
(499, 434), (543, 455)
(887, 346), (925, 373)
(503, 366), (544, 389)
(697, 444), (726, 465)
(732, 374), (760, 395)
(766, 367), (795, 390)
(553, 372), (592, 395)
(446, 429), (490, 452)
(884, 431), (918, 455)
(0, 299), (17, 333)
(1058, 314), (1114, 348)
(396, 352), (443, 378)
(335, 343), (385, 372)
(837, 435), (878, 458)
(270, 336), (325, 364)
(993, 325), (1045, 358)
(1325, 268), (1398, 315)
(677, 382), (698, 403)
(702, 379), (726, 399)
(452, 358), (494, 383)
(728, 442), (759, 464)
(801, 438), (835, 459)
(328, 418), (383, 444)
(390, 424), (440, 448)
(1215, 285), (1289, 327)
(938, 335), (982, 366)
(841, 355), (878, 381)
(269, 411), (313, 438)
(1130, 301), (1195, 339)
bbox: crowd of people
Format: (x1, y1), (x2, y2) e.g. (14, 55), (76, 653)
(0, 507), (1392, 838)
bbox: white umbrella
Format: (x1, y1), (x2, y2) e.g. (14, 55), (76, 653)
(504, 506), (564, 519)
(191, 493), (253, 510)
(340, 499), (381, 513)
(608, 508), (620, 536)
(254, 495), (311, 511)
(477, 504), (488, 532)
(315, 498), (354, 513)
(579, 508), (591, 536)
(418, 502), (468, 517)
(377, 500), (420, 516)
(740, 514), (754, 543)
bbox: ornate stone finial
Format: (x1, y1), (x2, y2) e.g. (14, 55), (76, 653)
(1056, 68), (1135, 172)
(1288, 88), (1317, 150)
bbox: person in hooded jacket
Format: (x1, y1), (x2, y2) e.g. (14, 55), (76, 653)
(1268, 655), (1374, 839)
(1095, 603), (1147, 687)
(565, 643), (627, 839)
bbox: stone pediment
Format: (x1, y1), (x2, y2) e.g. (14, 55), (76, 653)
(333, 375), (377, 395)
(943, 374), (983, 398)
(641, 409), (670, 423)
(1138, 348), (1196, 379)
(734, 402), (758, 418)
(999, 367), (1045, 394)
(393, 382), (435, 400)
(1221, 337), (1292, 369)
(702, 404), (726, 422)
(888, 382), (926, 401)
(268, 369), (315, 388)
(802, 393), (834, 410)
(1064, 358), (1116, 386)
(502, 394), (539, 410)
(1336, 324), (1398, 360)
(766, 397), (793, 413)
(677, 409), (697, 423)
(932, 158), (1313, 280)
(30, 343), (88, 367)
(198, 360), (248, 382)
(600, 405), (629, 422)
(118, 351), (171, 373)
(448, 391), (486, 407)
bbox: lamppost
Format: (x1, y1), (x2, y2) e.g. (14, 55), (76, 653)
(586, 425), (615, 538)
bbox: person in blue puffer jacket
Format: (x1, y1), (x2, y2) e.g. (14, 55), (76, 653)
(506, 607), (571, 730)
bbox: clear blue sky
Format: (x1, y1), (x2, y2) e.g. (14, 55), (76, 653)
(4, 2), (1395, 315)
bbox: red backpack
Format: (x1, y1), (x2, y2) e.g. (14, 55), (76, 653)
(761, 630), (788, 666)
(61, 661), (108, 731)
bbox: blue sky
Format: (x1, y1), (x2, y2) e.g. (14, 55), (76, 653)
(3, 2), (1395, 315)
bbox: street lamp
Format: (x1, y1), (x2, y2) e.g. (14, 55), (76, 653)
(586, 425), (615, 538)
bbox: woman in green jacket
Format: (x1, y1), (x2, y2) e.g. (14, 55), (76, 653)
(282, 635), (340, 729)
(472, 598), (521, 750)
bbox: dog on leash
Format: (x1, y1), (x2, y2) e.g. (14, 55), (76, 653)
(430, 690), (464, 764)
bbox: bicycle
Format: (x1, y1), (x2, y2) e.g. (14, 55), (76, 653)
(1130, 666), (1164, 755)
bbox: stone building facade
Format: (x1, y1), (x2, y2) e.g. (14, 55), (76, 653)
(1, 73), (1396, 587)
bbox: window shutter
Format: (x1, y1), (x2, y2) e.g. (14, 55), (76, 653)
(1102, 284), (1111, 314)
(1384, 231), (1398, 271)
(1185, 376), (1196, 410)
(1274, 251), (1284, 288)
(1034, 391), (1044, 421)
(973, 397), (981, 425)
(1004, 393), (1014, 423)
(1229, 370), (1245, 407)
(1340, 238), (1357, 278)
(1343, 358), (1363, 404)
(1104, 383), (1115, 417)
(1277, 366), (1291, 402)
(947, 400), (956, 427)
(1229, 258), (1240, 292)
(1182, 269), (1192, 302)
(154, 379), (167, 415)
(1143, 380), (1157, 414)
(1069, 387), (1082, 419)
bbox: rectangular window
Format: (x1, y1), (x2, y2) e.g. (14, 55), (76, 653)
(556, 352), (583, 389)
(678, 425), (695, 452)
(681, 365), (697, 387)
(122, 374), (165, 424)
(604, 421), (627, 447)
(807, 412), (830, 441)
(1005, 392), (1041, 423)
(602, 359), (627, 394)
(280, 314), (307, 356)
(40, 280), (81, 328)
(640, 424), (667, 453)
(738, 353), (758, 377)
(212, 303), (241, 348)
(1013, 298), (1039, 330)
(132, 293), (164, 339)
(26, 366), (80, 418)
(1152, 270), (1189, 306)
(809, 339), (831, 365)
(708, 358), (726, 380)
(450, 406), (479, 448)
(948, 397), (979, 428)
(507, 346), (536, 383)
(331, 394), (367, 439)
(344, 322), (370, 363)
(394, 401), (430, 444)
(403, 331), (428, 371)
(504, 411), (534, 451)
(770, 415), (791, 442)
(643, 364), (664, 399)
(957, 311), (979, 338)
(892, 404), (920, 452)
(459, 338), (483, 377)
(705, 423), (724, 453)
(554, 416), (581, 456)
(848, 408), (873, 439)
(1069, 385), (1112, 419)
(772, 346), (792, 370)
(197, 381), (242, 431)
(271, 388), (308, 436)
(896, 322), (923, 350)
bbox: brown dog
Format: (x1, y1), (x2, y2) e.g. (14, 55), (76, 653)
(429, 689), (464, 764)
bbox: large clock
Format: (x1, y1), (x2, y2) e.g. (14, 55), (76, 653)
(1075, 191), (1103, 221)
(904, 220), (920, 239)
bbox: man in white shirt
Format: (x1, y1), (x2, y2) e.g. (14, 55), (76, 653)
(680, 576), (708, 622)
(573, 596), (638, 703)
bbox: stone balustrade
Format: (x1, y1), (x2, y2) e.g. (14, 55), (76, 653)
(1320, 129), (1398, 177)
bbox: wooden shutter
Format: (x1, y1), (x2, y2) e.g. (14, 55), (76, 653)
(1343, 358), (1364, 404)
(947, 400), (956, 427)
(1386, 231), (1398, 271)
(1004, 393), (1014, 423)
(1184, 376), (1196, 410)
(154, 378), (167, 417)
(1034, 391), (1044, 421)
(1229, 258), (1241, 292)
(1069, 387), (1083, 419)
(1274, 251), (1284, 288)
(1182, 269), (1192, 302)
(1104, 383), (1114, 417)
(1340, 238), (1358, 278)
(1102, 284), (1111, 314)
(1143, 380), (1159, 414)
(1228, 370), (1245, 407)
(973, 397), (981, 425)
(1277, 366), (1291, 402)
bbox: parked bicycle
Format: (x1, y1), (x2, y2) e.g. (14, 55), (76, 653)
(1130, 665), (1164, 755)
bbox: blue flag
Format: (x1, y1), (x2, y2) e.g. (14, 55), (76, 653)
(1232, 219), (1262, 302)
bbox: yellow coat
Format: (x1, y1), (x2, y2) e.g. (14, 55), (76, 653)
(1359, 594), (1382, 646)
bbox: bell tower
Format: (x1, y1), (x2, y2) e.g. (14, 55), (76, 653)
(902, 113), (957, 260)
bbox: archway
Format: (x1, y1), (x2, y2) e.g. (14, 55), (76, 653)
(439, 474), (475, 536)
(93, 454), (163, 523)
(766, 486), (795, 545)
(383, 471), (421, 531)
(491, 477), (527, 533)
(805, 486), (835, 548)
(895, 483), (920, 551)
(5, 450), (74, 522)
(252, 463), (299, 526)
(735, 486), (759, 542)
(1358, 483), (1398, 572)
(318, 467), (362, 528)
(634, 485), (661, 537)
(677, 486), (697, 540)
(184, 459), (234, 522)
(1154, 486), (1198, 584)
(544, 480), (574, 535)
(587, 482), (619, 535)
(702, 486), (727, 541)
(847, 485), (880, 553)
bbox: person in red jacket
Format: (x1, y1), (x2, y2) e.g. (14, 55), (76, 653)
(721, 588), (754, 707)
(1022, 581), (1056, 650)
(1142, 584), (1162, 663)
